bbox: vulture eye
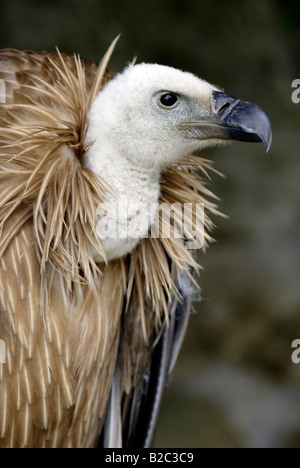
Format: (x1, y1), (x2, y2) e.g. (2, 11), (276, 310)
(159, 92), (179, 109)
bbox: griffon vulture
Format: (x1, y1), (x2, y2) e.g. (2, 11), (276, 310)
(0, 38), (271, 448)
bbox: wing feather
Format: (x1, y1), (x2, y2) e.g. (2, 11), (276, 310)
(100, 263), (193, 448)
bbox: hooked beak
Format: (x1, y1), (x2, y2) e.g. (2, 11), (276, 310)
(182, 90), (272, 153)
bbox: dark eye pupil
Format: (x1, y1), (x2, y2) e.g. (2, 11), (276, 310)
(160, 93), (178, 107)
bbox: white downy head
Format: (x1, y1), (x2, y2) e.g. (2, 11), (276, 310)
(85, 63), (219, 174)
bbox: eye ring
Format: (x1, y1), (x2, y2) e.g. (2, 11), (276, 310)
(158, 92), (179, 109)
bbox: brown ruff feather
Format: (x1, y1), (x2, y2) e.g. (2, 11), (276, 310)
(0, 41), (221, 447)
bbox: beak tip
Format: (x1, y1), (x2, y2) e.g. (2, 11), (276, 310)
(265, 143), (271, 154)
(261, 126), (272, 154)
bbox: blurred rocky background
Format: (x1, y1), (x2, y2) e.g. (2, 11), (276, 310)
(1, 0), (299, 448)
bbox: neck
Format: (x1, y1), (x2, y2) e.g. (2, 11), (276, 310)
(87, 150), (160, 199)
(84, 140), (161, 261)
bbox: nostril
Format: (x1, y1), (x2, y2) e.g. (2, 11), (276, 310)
(212, 90), (238, 116)
(217, 102), (231, 115)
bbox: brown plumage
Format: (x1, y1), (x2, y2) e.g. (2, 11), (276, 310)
(0, 40), (219, 448)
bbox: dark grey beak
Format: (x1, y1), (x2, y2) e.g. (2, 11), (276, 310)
(212, 91), (272, 153)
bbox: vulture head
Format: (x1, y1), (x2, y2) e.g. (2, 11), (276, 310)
(85, 63), (272, 173)
(84, 63), (272, 261)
